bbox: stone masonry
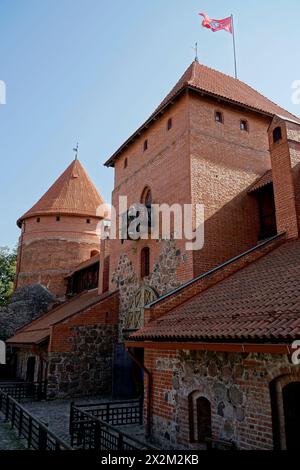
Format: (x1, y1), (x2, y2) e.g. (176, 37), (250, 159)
(47, 323), (117, 399)
(112, 239), (183, 340)
(144, 348), (300, 450)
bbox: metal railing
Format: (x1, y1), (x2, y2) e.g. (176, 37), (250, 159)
(0, 381), (47, 401)
(0, 391), (72, 450)
(70, 399), (153, 451)
(70, 398), (143, 427)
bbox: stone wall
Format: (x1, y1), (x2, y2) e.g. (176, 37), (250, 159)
(0, 284), (56, 340)
(144, 348), (300, 450)
(47, 323), (117, 399)
(112, 239), (183, 340)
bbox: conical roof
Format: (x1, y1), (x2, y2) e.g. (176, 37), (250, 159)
(17, 159), (104, 227)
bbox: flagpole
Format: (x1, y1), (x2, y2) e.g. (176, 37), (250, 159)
(231, 14), (238, 79)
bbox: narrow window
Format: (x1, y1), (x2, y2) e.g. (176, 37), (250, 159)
(141, 187), (152, 230)
(124, 158), (128, 168)
(144, 139), (148, 151)
(36, 217), (40, 223)
(86, 218), (91, 224)
(215, 111), (223, 124)
(56, 216), (60, 222)
(240, 120), (249, 132)
(273, 126), (282, 143)
(103, 255), (110, 292)
(167, 118), (172, 131)
(141, 247), (150, 278)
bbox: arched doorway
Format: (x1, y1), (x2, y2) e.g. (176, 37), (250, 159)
(188, 392), (212, 443)
(270, 375), (300, 449)
(283, 382), (300, 450)
(26, 356), (36, 382)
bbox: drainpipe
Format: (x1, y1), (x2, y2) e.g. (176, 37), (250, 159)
(126, 347), (152, 438)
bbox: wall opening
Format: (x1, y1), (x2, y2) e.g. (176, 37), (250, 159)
(141, 247), (150, 278)
(256, 184), (277, 240)
(188, 393), (212, 443)
(273, 126), (282, 143)
(26, 356), (36, 382)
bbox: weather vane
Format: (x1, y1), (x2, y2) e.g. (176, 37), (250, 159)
(73, 142), (79, 160)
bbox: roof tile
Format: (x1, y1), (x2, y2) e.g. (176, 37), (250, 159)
(17, 159), (104, 226)
(131, 239), (300, 342)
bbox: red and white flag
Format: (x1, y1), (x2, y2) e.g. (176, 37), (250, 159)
(199, 12), (233, 34)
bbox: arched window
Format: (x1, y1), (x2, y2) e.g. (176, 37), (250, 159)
(141, 187), (152, 206)
(141, 247), (150, 278)
(273, 126), (282, 143)
(189, 393), (212, 443)
(141, 187), (152, 231)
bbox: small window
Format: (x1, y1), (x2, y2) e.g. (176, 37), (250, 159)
(36, 217), (40, 223)
(215, 111), (223, 124)
(144, 139), (148, 151)
(273, 126), (282, 143)
(90, 250), (99, 257)
(86, 218), (91, 224)
(124, 158), (128, 168)
(141, 247), (150, 278)
(167, 118), (172, 131)
(240, 120), (249, 132)
(56, 216), (60, 222)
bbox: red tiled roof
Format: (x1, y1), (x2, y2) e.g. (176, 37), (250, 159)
(65, 254), (100, 278)
(17, 159), (104, 227)
(105, 61), (300, 166)
(7, 289), (104, 345)
(248, 170), (273, 193)
(131, 239), (300, 342)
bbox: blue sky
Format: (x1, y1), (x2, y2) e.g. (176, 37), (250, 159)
(0, 0), (299, 248)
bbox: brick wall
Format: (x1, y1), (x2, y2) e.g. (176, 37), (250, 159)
(47, 292), (119, 398)
(109, 95), (194, 291)
(143, 348), (300, 450)
(49, 291), (119, 353)
(108, 91), (273, 295)
(16, 215), (101, 297)
(189, 93), (271, 276)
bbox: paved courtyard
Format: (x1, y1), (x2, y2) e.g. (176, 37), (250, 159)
(0, 416), (25, 450)
(24, 397), (149, 447)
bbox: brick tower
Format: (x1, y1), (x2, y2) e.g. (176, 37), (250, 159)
(15, 159), (104, 298)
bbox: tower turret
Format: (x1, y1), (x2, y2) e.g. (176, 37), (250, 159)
(15, 159), (104, 297)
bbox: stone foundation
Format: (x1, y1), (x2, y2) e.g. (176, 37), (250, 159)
(144, 348), (300, 450)
(47, 323), (117, 399)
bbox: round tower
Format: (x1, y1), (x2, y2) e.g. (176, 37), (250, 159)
(15, 159), (104, 298)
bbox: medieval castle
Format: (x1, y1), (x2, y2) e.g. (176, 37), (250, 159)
(2, 61), (300, 450)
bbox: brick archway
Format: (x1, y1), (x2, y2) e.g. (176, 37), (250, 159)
(270, 372), (300, 449)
